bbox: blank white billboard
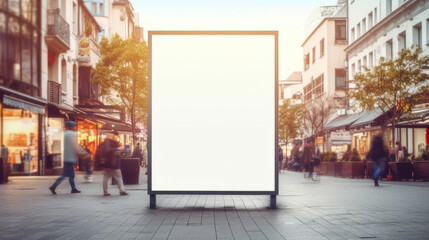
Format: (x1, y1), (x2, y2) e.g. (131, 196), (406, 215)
(149, 31), (277, 192)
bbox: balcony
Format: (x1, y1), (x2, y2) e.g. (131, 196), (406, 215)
(48, 81), (61, 105)
(45, 9), (70, 54)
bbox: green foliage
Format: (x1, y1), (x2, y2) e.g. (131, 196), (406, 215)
(350, 149), (361, 161)
(92, 34), (148, 144)
(341, 151), (351, 161)
(398, 157), (410, 162)
(322, 151), (337, 162)
(347, 46), (429, 145)
(421, 151), (429, 160)
(414, 156), (425, 162)
(278, 99), (305, 145)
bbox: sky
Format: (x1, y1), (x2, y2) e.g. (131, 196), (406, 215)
(131, 0), (339, 80)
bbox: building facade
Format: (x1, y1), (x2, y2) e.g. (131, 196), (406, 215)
(345, 0), (429, 159)
(301, 0), (348, 152)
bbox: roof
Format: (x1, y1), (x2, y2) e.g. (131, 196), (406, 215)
(286, 72), (302, 82)
(324, 112), (365, 131)
(350, 108), (384, 128)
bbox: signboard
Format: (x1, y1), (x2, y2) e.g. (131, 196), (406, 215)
(316, 137), (324, 146)
(149, 31), (278, 197)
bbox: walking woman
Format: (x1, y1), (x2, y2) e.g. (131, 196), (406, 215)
(368, 135), (389, 186)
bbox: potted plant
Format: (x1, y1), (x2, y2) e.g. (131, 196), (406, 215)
(338, 149), (365, 178)
(413, 151), (429, 181)
(389, 157), (413, 181)
(317, 151), (336, 176)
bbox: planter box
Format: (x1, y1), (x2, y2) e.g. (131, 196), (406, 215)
(389, 162), (413, 181)
(316, 162), (336, 176)
(366, 161), (373, 179)
(413, 161), (429, 181)
(335, 162), (343, 177)
(337, 161), (365, 178)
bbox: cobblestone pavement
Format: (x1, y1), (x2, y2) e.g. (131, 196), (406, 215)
(0, 170), (428, 240)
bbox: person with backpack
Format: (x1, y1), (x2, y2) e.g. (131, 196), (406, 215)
(95, 131), (128, 196)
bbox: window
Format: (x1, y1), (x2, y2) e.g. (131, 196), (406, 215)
(92, 2), (97, 14)
(335, 69), (347, 89)
(351, 63), (356, 77)
(427, 18), (429, 45)
(363, 56), (367, 68)
(386, 0), (392, 15)
(335, 20), (346, 41)
(312, 47), (316, 63)
(100, 3), (104, 16)
(362, 18), (366, 34)
(320, 38), (324, 58)
(351, 27), (355, 42)
(73, 2), (77, 33)
(357, 60), (361, 72)
(73, 64), (77, 96)
(369, 51), (374, 68)
(398, 31), (406, 51)
(368, 12), (373, 29)
(386, 39), (393, 60)
(304, 53), (310, 71)
(413, 23), (422, 47)
(61, 59), (67, 92)
(357, 23), (361, 38)
(304, 77), (313, 102)
(374, 8), (378, 24)
(313, 74), (324, 95)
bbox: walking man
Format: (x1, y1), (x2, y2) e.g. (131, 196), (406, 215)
(96, 131), (128, 196)
(49, 121), (90, 194)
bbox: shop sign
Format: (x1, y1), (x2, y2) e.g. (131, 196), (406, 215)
(78, 37), (90, 62)
(330, 131), (351, 141)
(316, 137), (324, 146)
(3, 95), (45, 114)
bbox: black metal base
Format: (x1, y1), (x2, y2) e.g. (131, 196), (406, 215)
(270, 195), (277, 209)
(150, 194), (156, 209)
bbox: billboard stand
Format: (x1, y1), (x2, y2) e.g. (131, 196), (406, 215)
(148, 31), (279, 209)
(150, 194), (156, 209)
(270, 195), (277, 209)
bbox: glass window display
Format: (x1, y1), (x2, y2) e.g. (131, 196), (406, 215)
(47, 118), (63, 169)
(3, 108), (39, 174)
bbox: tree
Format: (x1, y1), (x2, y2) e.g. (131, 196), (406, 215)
(92, 34), (148, 146)
(304, 95), (338, 144)
(347, 46), (429, 146)
(278, 99), (305, 147)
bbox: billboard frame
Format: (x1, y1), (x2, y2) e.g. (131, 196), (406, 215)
(147, 31), (279, 208)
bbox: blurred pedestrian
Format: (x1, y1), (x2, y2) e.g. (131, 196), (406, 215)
(303, 142), (313, 177)
(49, 121), (90, 194)
(278, 145), (284, 173)
(132, 143), (144, 167)
(368, 135), (389, 186)
(290, 142), (301, 171)
(81, 141), (93, 183)
(96, 131), (128, 196)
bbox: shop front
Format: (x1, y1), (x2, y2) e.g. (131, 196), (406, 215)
(46, 117), (64, 174)
(1, 95), (45, 175)
(77, 119), (98, 170)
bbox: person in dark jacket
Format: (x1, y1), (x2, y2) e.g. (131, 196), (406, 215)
(368, 135), (389, 186)
(302, 142), (313, 176)
(132, 143), (144, 166)
(96, 131), (128, 196)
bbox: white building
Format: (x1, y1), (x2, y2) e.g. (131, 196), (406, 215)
(83, 0), (136, 41)
(302, 1), (348, 110)
(280, 71), (302, 105)
(345, 0), (429, 158)
(301, 0), (348, 148)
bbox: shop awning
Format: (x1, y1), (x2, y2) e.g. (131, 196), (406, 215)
(324, 112), (364, 131)
(350, 108), (384, 129)
(99, 122), (140, 134)
(3, 95), (45, 114)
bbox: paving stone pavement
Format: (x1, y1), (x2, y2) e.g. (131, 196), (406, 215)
(0, 169), (428, 240)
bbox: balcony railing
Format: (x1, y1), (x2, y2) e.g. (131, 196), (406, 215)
(48, 81), (61, 105)
(45, 9), (70, 53)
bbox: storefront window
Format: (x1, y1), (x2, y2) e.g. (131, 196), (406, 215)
(47, 118), (63, 168)
(78, 120), (97, 156)
(3, 108), (38, 174)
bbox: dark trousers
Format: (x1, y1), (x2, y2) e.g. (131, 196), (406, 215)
(51, 162), (77, 190)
